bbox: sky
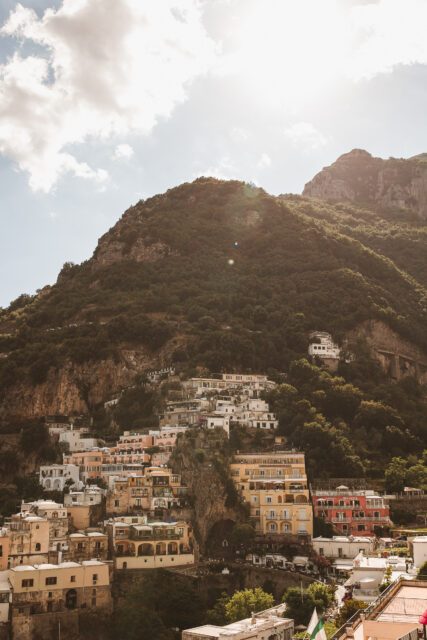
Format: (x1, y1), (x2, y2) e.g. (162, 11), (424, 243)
(2, 0), (427, 307)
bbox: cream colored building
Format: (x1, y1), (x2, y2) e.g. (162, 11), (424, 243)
(183, 604), (293, 640)
(335, 579), (427, 640)
(106, 517), (194, 570)
(9, 560), (111, 615)
(64, 487), (105, 530)
(106, 467), (188, 516)
(6, 515), (50, 568)
(21, 500), (69, 552)
(65, 531), (108, 562)
(230, 452), (313, 537)
(0, 529), (10, 571)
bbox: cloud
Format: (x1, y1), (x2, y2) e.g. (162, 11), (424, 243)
(257, 153), (271, 169)
(113, 143), (134, 160)
(196, 156), (239, 180)
(0, 0), (216, 192)
(284, 123), (328, 151)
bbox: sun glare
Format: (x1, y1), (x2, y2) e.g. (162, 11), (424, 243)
(229, 0), (351, 108)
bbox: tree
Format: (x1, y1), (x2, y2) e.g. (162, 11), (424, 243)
(306, 583), (335, 614)
(282, 588), (316, 625)
(230, 523), (256, 547)
(225, 588), (274, 622)
(335, 600), (367, 627)
(385, 457), (407, 493)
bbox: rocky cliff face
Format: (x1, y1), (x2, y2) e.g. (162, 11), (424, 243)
(348, 319), (427, 384)
(170, 430), (246, 553)
(303, 149), (427, 220)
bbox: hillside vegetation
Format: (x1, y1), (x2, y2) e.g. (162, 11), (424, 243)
(0, 177), (426, 478)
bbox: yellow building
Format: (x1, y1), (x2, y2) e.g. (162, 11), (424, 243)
(106, 467), (188, 516)
(9, 560), (111, 615)
(8, 561), (111, 640)
(7, 515), (50, 568)
(65, 531), (108, 562)
(0, 529), (10, 571)
(106, 517), (194, 570)
(230, 452), (313, 538)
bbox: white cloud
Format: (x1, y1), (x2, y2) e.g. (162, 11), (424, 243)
(0, 0), (216, 192)
(113, 143), (134, 160)
(257, 153), (271, 169)
(216, 0), (427, 108)
(196, 156), (239, 180)
(284, 123), (328, 151)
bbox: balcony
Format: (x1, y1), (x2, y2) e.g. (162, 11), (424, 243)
(128, 530), (180, 541)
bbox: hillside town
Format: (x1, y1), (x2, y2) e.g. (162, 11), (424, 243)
(0, 364), (426, 640)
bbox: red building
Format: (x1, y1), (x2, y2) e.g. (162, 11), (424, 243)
(313, 485), (391, 536)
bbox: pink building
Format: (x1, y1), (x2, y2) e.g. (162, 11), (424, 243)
(313, 486), (391, 536)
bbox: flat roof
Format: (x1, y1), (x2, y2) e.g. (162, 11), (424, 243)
(376, 584), (427, 623)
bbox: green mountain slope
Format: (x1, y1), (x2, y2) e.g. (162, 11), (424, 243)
(0, 177), (426, 396)
(0, 176), (426, 483)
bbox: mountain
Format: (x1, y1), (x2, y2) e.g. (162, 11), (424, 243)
(303, 148), (427, 220)
(1, 173), (426, 424)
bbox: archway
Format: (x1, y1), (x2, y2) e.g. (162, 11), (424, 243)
(66, 589), (77, 610)
(138, 543), (153, 556)
(156, 543), (166, 556)
(168, 542), (178, 555)
(205, 519), (235, 556)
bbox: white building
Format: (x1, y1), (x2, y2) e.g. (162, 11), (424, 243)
(235, 398), (278, 430)
(182, 605), (293, 640)
(204, 414), (230, 436)
(64, 487), (104, 508)
(308, 331), (340, 360)
(410, 536), (427, 569)
(313, 536), (375, 559)
(345, 554), (415, 602)
(59, 430), (98, 452)
(39, 464), (81, 492)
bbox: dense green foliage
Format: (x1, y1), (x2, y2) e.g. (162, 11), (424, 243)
(266, 359), (427, 478)
(0, 178), (426, 475)
(220, 587), (274, 622)
(335, 600), (367, 627)
(1, 178), (426, 395)
(384, 452), (427, 492)
(282, 583), (335, 625)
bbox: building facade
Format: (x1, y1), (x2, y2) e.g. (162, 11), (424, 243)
(230, 452), (313, 538)
(313, 487), (391, 536)
(105, 517), (194, 570)
(183, 605), (293, 640)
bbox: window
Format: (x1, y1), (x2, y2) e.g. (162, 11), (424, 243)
(35, 543), (41, 551)
(46, 577), (57, 586)
(0, 545), (2, 557)
(92, 574), (98, 583)
(71, 576), (76, 582)
(22, 579), (34, 588)
(319, 548), (324, 556)
(338, 548), (343, 558)
(266, 496), (272, 504)
(91, 598), (96, 607)
(114, 500), (119, 507)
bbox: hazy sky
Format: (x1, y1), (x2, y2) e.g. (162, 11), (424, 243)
(2, 0), (427, 307)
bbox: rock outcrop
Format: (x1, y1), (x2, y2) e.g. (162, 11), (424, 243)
(170, 429), (246, 553)
(348, 319), (427, 384)
(303, 149), (427, 220)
